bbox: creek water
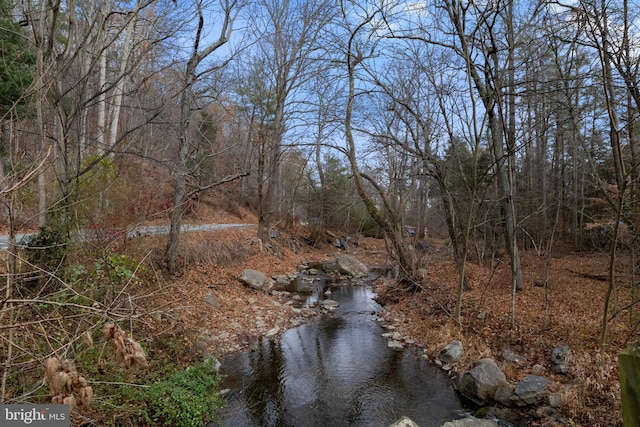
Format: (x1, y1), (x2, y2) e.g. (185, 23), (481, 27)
(213, 276), (468, 427)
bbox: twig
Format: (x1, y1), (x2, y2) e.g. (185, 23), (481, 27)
(86, 381), (150, 388)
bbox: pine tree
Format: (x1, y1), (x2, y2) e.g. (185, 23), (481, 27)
(0, 0), (35, 116)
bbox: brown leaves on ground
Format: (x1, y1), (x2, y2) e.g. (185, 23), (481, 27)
(142, 224), (389, 357)
(376, 249), (632, 427)
(160, 227), (329, 355)
(127, 211), (627, 426)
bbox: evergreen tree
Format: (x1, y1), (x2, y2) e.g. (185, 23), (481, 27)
(0, 0), (35, 116)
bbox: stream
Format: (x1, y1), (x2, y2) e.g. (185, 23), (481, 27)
(212, 275), (469, 427)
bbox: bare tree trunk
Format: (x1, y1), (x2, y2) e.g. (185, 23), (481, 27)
(107, 10), (138, 152)
(34, 0), (47, 228)
(0, 193), (16, 402)
(445, 0), (523, 298)
(504, 0), (524, 298)
(165, 0), (236, 274)
(593, 0), (626, 350)
(544, 195), (562, 329)
(165, 81), (193, 274)
(342, 8), (417, 281)
(435, 169), (473, 322)
(0, 117), (18, 404)
(314, 130), (326, 229)
(262, 126), (282, 238)
(96, 34), (107, 153)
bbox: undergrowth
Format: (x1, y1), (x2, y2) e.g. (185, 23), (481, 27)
(181, 231), (255, 265)
(128, 360), (224, 427)
(2, 236), (227, 427)
(98, 359), (225, 427)
(563, 352), (622, 426)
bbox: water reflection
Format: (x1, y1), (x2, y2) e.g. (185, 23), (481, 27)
(214, 283), (465, 427)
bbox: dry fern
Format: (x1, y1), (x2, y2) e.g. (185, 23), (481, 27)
(103, 323), (148, 369)
(563, 351), (622, 425)
(44, 357), (93, 411)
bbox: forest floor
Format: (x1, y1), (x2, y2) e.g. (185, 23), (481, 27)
(122, 208), (627, 427)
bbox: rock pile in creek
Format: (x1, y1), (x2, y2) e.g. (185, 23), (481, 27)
(390, 415), (498, 427)
(390, 343), (575, 427)
(434, 340), (573, 424)
(197, 254), (371, 357)
(321, 254), (369, 278)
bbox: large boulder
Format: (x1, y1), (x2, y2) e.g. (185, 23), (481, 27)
(240, 269), (267, 290)
(322, 259), (338, 272)
(438, 340), (465, 366)
(335, 254), (369, 277)
(455, 358), (508, 406)
(510, 374), (552, 407)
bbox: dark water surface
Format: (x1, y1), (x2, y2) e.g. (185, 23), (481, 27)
(213, 280), (467, 427)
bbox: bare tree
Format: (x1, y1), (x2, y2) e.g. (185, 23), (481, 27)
(572, 0), (633, 350)
(338, 0), (420, 281)
(164, 0), (242, 275)
(247, 0), (337, 242)
(23, 0), (166, 230)
(442, 0), (524, 303)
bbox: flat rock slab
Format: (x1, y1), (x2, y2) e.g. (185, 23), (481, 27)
(265, 327), (280, 338)
(203, 292), (221, 308)
(387, 339), (404, 349)
(511, 374), (552, 406)
(273, 274), (291, 286)
(240, 269), (266, 290)
(320, 299), (340, 308)
(441, 417), (498, 427)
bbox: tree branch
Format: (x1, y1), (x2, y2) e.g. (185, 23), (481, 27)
(186, 171), (249, 199)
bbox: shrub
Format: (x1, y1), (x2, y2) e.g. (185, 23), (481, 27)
(133, 360), (225, 427)
(21, 224), (68, 271)
(19, 224), (69, 294)
(69, 252), (142, 305)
